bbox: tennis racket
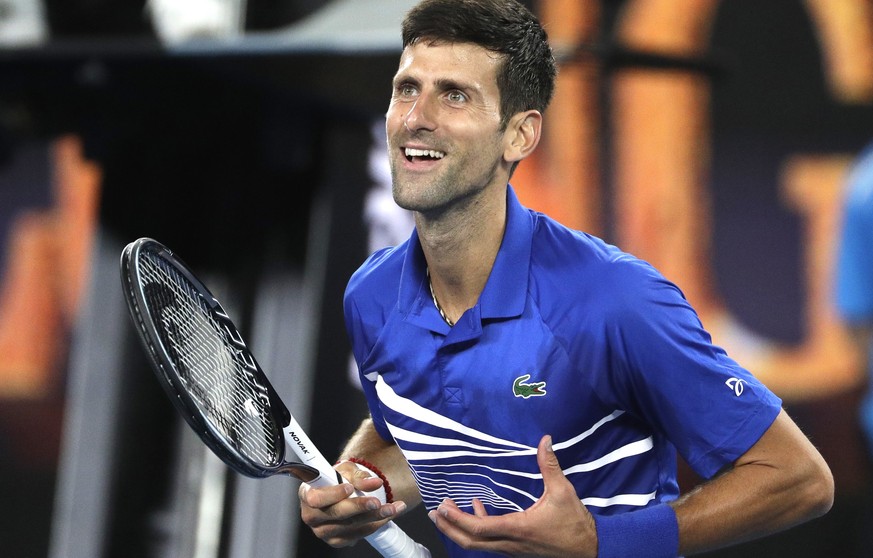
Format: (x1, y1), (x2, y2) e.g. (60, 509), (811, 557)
(119, 237), (430, 558)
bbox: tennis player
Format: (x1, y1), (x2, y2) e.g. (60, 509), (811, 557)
(299, 1), (834, 556)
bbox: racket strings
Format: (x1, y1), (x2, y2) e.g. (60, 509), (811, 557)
(138, 251), (282, 467)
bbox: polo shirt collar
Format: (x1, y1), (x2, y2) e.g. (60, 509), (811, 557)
(397, 185), (531, 329)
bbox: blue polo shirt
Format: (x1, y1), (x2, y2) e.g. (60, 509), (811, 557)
(344, 186), (782, 556)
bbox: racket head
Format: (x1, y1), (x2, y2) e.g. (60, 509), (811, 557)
(120, 237), (312, 480)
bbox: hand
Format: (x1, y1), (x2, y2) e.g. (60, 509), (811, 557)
(298, 461), (409, 548)
(428, 435), (598, 558)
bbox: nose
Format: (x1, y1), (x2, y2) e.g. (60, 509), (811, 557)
(404, 95), (436, 132)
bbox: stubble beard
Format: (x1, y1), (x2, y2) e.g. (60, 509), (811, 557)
(390, 162), (450, 214)
(389, 147), (503, 218)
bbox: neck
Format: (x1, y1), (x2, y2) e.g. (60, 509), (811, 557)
(417, 188), (507, 324)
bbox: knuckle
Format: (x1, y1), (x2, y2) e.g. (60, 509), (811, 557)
(470, 523), (490, 538)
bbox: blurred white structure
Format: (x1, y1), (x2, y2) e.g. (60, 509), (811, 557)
(0, 0), (48, 46)
(148, 0), (247, 46)
(173, 0), (418, 54)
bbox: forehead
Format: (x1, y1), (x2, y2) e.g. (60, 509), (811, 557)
(395, 41), (503, 87)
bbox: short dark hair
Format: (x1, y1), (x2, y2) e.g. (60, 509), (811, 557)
(402, 0), (557, 128)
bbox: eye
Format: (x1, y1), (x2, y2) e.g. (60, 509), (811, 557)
(446, 90), (467, 103)
(395, 83), (418, 99)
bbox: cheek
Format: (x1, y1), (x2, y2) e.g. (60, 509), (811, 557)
(385, 109), (406, 137)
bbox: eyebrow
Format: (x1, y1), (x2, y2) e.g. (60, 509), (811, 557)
(393, 74), (480, 98)
(393, 74), (419, 88)
(434, 78), (478, 95)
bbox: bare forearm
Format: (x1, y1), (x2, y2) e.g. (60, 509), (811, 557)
(339, 417), (422, 508)
(673, 410), (834, 555)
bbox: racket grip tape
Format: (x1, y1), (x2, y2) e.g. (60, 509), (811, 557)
(366, 521), (432, 558)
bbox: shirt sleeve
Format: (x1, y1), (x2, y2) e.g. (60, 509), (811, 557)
(599, 258), (783, 479)
(343, 251), (395, 443)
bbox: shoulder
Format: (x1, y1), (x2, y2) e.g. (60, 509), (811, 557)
(528, 212), (677, 312)
(343, 239), (414, 330)
(347, 244), (405, 290)
(345, 243), (406, 303)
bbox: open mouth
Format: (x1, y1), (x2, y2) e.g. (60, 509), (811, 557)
(404, 147), (446, 163)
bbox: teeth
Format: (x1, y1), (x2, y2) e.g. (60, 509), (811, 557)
(405, 148), (445, 159)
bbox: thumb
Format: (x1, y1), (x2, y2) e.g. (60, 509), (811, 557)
(537, 434), (564, 486)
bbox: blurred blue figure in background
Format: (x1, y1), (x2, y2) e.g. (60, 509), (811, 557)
(836, 141), (873, 456)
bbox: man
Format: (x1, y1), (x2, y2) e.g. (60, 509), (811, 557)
(300, 1), (834, 556)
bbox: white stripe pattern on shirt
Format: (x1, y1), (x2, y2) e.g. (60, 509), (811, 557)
(373, 375), (656, 510)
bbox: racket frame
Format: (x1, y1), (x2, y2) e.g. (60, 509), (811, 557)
(120, 238), (320, 481)
(120, 237), (430, 558)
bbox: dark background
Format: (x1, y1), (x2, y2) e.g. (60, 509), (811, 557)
(0, 0), (872, 556)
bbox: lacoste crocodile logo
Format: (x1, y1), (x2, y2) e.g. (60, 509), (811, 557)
(513, 374), (547, 398)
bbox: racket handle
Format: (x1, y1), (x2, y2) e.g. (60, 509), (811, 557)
(366, 521), (432, 558)
(288, 418), (430, 557)
(304, 476), (431, 558)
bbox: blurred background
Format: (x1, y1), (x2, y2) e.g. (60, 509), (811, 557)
(1, 0), (872, 556)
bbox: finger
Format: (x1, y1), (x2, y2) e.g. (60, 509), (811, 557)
(317, 514), (391, 548)
(320, 500), (407, 537)
(299, 481), (355, 510)
(337, 461), (381, 486)
(300, 482), (390, 523)
(536, 433), (577, 505)
(537, 434), (563, 487)
(338, 461), (389, 501)
(439, 498), (461, 513)
(430, 500), (519, 556)
(472, 498), (489, 517)
(305, 493), (405, 532)
(335, 461), (360, 479)
(435, 498), (513, 539)
(536, 434), (591, 511)
(351, 474), (386, 494)
(330, 493), (394, 521)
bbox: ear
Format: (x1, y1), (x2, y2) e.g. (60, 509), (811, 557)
(503, 110), (543, 164)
